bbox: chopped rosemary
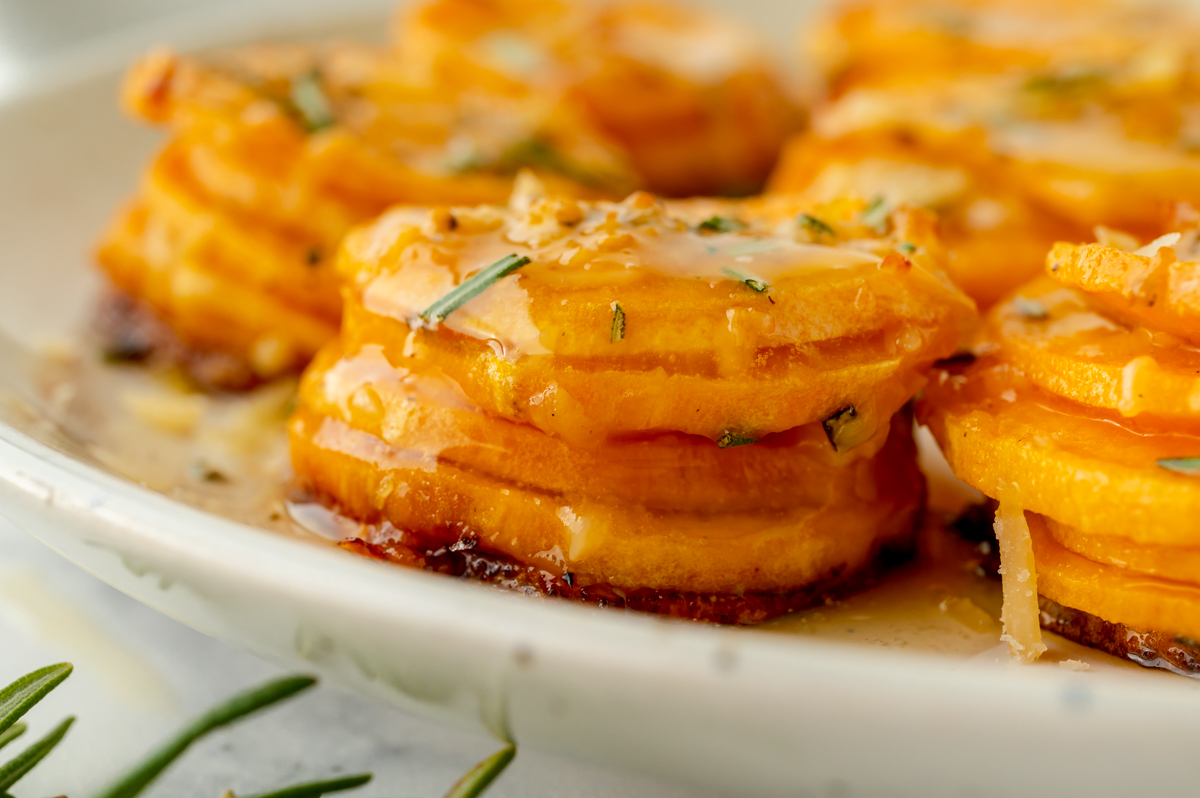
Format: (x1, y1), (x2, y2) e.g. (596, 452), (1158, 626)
(610, 302), (625, 343)
(797, 213), (835, 239)
(1158, 458), (1200, 475)
(189, 460), (228, 483)
(897, 241), (917, 255)
(239, 773), (372, 798)
(725, 239), (782, 258)
(444, 745), (516, 798)
(1012, 296), (1049, 320)
(421, 254), (531, 324)
(721, 267), (768, 293)
(822, 406), (873, 453)
(860, 198), (891, 234)
(289, 71), (335, 133)
(697, 216), (746, 234)
(717, 431), (758, 448)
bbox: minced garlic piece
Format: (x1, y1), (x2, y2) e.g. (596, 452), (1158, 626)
(994, 483), (1047, 663)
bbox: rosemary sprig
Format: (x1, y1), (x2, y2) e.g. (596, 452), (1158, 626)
(0, 663), (516, 798)
(0, 723), (25, 752)
(0, 663), (72, 740)
(444, 745), (516, 798)
(290, 71), (335, 133)
(237, 773), (372, 798)
(92, 676), (317, 798)
(421, 254), (531, 324)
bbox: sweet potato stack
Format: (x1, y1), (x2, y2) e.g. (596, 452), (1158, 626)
(289, 178), (974, 622)
(920, 222), (1200, 668)
(772, 0), (1200, 307)
(94, 42), (636, 389)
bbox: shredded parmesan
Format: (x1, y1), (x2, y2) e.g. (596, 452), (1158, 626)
(994, 483), (1047, 663)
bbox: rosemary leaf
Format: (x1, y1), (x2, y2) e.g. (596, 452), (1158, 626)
(92, 676), (316, 798)
(717, 431), (758, 448)
(0, 716), (74, 792)
(797, 213), (835, 239)
(290, 72), (335, 133)
(721, 267), (768, 293)
(421, 254), (531, 324)
(1012, 296), (1049, 320)
(697, 216), (745, 234)
(860, 198), (891, 234)
(242, 773), (372, 798)
(897, 241), (917, 255)
(443, 745), (516, 798)
(0, 724), (24, 753)
(610, 302), (625, 343)
(0, 663), (72, 739)
(1159, 458), (1200, 475)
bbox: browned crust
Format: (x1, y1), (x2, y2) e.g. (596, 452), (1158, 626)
(340, 524), (914, 625)
(94, 286), (264, 391)
(949, 504), (1200, 676)
(1038, 595), (1200, 677)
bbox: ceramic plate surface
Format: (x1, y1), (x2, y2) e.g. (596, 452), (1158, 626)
(0, 3), (1198, 797)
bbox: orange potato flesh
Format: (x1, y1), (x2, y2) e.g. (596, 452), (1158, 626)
(987, 275), (1200, 419)
(1046, 241), (1200, 347)
(300, 340), (895, 514)
(1045, 517), (1200, 588)
(96, 41), (637, 384)
(335, 188), (973, 444)
(290, 403), (924, 595)
(768, 131), (1079, 307)
(918, 356), (1200, 547)
(1031, 513), (1200, 642)
(393, 0), (801, 197)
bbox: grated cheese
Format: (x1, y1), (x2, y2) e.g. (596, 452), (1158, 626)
(994, 483), (1047, 663)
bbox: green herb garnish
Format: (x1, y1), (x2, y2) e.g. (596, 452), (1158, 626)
(1158, 458), (1200, 475)
(822, 406), (873, 453)
(697, 216), (746, 234)
(717, 431), (758, 448)
(721, 267), (768, 293)
(0, 663), (516, 798)
(421, 254), (531, 324)
(897, 241), (917, 255)
(289, 71), (335, 133)
(610, 302), (625, 343)
(94, 675), (318, 798)
(444, 744), (516, 798)
(860, 198), (891, 234)
(1012, 296), (1049, 320)
(797, 213), (835, 239)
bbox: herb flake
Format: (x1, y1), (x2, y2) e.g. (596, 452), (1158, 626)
(610, 302), (625, 343)
(860, 198), (891, 234)
(1013, 296), (1049, 320)
(717, 431), (758, 448)
(897, 241), (917, 255)
(1159, 458), (1200, 475)
(289, 71), (335, 133)
(421, 254), (531, 324)
(797, 213), (836, 239)
(721, 267), (769, 293)
(698, 216), (746, 234)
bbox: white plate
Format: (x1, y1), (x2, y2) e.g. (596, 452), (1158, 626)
(0, 3), (1198, 797)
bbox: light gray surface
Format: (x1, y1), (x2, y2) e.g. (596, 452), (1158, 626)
(0, 515), (720, 798)
(0, 1), (739, 796)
